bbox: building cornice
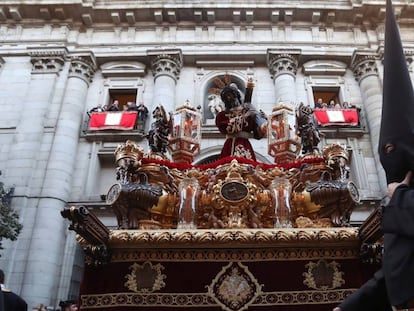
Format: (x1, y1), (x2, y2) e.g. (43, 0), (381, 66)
(0, 1), (410, 27)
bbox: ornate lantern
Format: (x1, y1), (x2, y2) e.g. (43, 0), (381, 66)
(268, 102), (301, 163)
(270, 177), (293, 228)
(177, 178), (199, 229)
(168, 100), (201, 163)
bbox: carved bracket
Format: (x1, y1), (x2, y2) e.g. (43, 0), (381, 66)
(61, 205), (111, 265)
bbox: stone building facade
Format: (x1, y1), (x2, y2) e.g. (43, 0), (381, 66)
(0, 0), (413, 308)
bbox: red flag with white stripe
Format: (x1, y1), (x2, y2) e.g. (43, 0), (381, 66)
(313, 109), (359, 126)
(89, 112), (137, 130)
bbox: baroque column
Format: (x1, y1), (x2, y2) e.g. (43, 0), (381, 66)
(351, 51), (386, 193)
(148, 49), (182, 115)
(20, 54), (96, 307)
(267, 50), (300, 105)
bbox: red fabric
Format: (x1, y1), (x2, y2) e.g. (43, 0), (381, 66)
(215, 111), (260, 161)
(221, 136), (255, 160)
(79, 259), (378, 311)
(142, 156), (324, 171)
(313, 109), (359, 126)
(89, 112), (137, 130)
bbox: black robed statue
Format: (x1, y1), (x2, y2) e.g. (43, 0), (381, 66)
(334, 0), (414, 310)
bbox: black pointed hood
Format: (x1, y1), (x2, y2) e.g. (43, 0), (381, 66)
(379, 0), (414, 183)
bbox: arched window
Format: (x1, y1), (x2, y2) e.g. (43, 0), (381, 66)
(201, 73), (247, 124)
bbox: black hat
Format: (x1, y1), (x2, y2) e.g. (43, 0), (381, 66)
(59, 300), (76, 310)
(379, 0), (414, 183)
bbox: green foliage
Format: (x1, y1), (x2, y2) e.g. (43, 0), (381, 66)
(0, 181), (22, 252)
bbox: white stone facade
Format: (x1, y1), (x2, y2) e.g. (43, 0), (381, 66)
(0, 0), (413, 309)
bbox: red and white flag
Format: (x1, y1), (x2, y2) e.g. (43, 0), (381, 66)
(313, 109), (359, 126)
(89, 112), (137, 130)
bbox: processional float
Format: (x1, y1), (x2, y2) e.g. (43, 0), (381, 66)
(62, 98), (378, 311)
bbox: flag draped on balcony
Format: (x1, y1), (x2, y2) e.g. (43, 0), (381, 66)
(313, 109), (359, 127)
(89, 112), (138, 130)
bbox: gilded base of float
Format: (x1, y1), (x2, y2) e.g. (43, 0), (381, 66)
(77, 228), (375, 311)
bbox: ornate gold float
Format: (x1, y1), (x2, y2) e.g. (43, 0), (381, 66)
(61, 101), (379, 311)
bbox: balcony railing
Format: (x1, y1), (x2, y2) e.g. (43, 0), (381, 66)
(82, 109), (366, 142)
(82, 111), (146, 142)
(314, 108), (366, 138)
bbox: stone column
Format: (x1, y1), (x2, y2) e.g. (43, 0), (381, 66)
(148, 50), (182, 115)
(267, 51), (300, 105)
(20, 54), (96, 307)
(7, 48), (66, 192)
(3, 49), (66, 298)
(351, 51), (386, 193)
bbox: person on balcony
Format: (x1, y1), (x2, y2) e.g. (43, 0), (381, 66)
(315, 98), (324, 109)
(106, 100), (120, 111)
(88, 104), (104, 114)
(327, 99), (336, 109)
(129, 102), (149, 132)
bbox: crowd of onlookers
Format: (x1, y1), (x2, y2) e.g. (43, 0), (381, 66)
(88, 99), (148, 120)
(89, 99), (148, 113)
(314, 98), (359, 110)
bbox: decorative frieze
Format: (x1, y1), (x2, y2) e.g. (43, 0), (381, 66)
(80, 289), (354, 309)
(267, 53), (299, 79)
(110, 247), (359, 262)
(109, 228), (358, 248)
(150, 51), (182, 82)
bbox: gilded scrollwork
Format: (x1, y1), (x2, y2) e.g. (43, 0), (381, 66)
(61, 205), (111, 265)
(109, 228), (358, 248)
(102, 139), (358, 231)
(303, 260), (345, 291)
(125, 261), (166, 293)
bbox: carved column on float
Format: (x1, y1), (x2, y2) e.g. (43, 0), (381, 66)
(148, 49), (182, 116)
(351, 51), (386, 192)
(267, 50), (300, 105)
(20, 53), (96, 307)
